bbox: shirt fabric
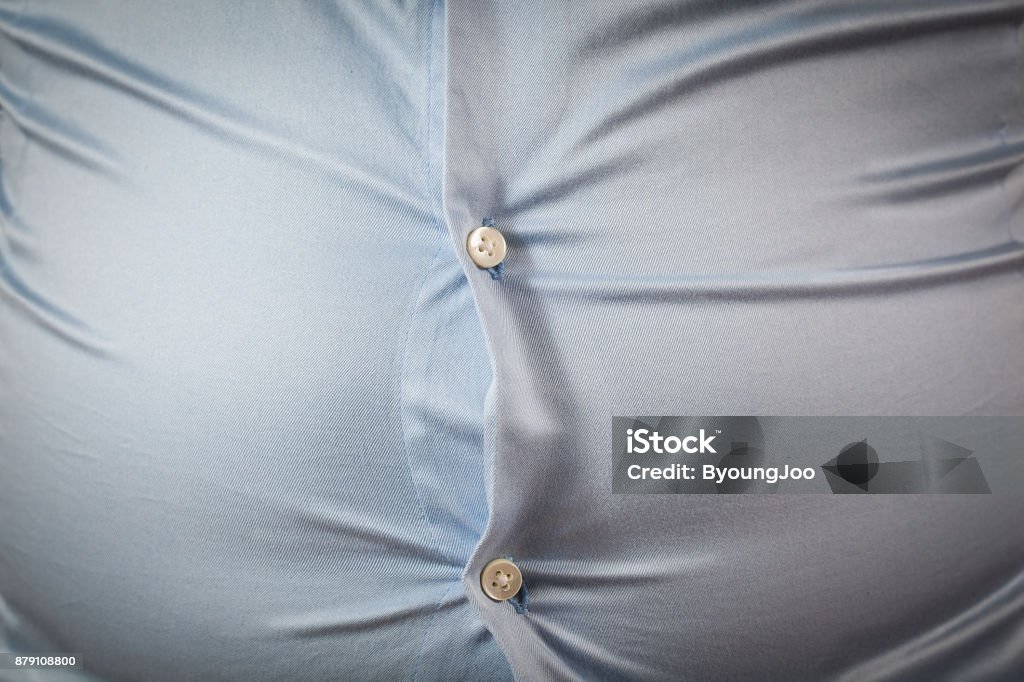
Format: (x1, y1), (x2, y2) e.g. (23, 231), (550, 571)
(1, 1), (1024, 680)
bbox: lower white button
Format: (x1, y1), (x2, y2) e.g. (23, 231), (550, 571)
(480, 558), (522, 601)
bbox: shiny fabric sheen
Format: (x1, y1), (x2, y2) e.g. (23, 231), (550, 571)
(2, 1), (1024, 680)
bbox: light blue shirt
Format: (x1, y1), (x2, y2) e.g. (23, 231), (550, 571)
(2, 1), (1023, 680)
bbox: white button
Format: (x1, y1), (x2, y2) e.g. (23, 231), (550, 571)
(480, 558), (522, 601)
(467, 226), (507, 269)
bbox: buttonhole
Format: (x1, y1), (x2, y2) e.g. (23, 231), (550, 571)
(509, 579), (528, 614)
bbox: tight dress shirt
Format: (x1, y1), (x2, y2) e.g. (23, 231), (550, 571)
(2, 1), (1024, 680)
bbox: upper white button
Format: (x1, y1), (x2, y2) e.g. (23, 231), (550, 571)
(467, 226), (506, 269)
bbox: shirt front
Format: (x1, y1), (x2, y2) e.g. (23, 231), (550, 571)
(1, 1), (1024, 680)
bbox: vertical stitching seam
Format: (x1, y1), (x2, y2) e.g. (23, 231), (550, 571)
(406, 0), (459, 679)
(410, 576), (459, 682)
